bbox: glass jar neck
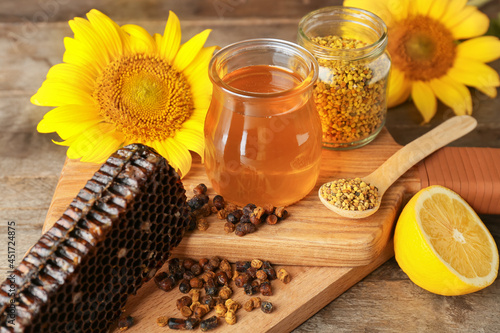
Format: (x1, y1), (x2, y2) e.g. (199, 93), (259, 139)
(211, 84), (313, 118)
(208, 38), (318, 105)
(297, 6), (388, 61)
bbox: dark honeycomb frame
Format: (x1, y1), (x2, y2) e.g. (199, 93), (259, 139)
(0, 144), (191, 332)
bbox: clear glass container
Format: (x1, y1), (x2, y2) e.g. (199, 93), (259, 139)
(204, 39), (322, 207)
(298, 6), (391, 149)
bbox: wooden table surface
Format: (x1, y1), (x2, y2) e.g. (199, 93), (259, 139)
(0, 1), (499, 332)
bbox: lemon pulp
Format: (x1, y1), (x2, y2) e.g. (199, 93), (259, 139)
(394, 185), (499, 296)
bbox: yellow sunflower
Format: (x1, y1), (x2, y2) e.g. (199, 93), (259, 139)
(32, 9), (216, 177)
(344, 0), (500, 123)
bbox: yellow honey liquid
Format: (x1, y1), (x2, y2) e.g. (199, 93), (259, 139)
(204, 65), (322, 206)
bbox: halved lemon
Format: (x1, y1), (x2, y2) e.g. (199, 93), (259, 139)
(394, 185), (499, 296)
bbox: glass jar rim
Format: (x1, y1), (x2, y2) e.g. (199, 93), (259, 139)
(298, 6), (388, 61)
(209, 38), (318, 99)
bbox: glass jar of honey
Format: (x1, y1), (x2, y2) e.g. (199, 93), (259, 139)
(204, 39), (322, 207)
(298, 7), (391, 149)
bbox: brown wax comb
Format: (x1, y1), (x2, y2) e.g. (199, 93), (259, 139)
(0, 144), (191, 332)
(418, 147), (500, 215)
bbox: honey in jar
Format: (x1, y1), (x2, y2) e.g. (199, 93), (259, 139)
(204, 39), (322, 206)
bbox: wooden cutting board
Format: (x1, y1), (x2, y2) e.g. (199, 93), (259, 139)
(111, 242), (394, 333)
(40, 128), (499, 332)
(42, 128), (417, 267)
(40, 129), (401, 332)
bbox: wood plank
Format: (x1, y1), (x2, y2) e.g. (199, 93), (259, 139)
(115, 241), (394, 333)
(1, 0), (498, 23)
(0, 0), (344, 23)
(41, 129), (408, 267)
(1, 2), (499, 332)
(294, 256), (500, 332)
(0, 209), (47, 274)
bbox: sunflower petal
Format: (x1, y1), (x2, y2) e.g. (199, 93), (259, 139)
(89, 9), (132, 56)
(153, 33), (162, 49)
(475, 86), (497, 99)
(184, 45), (217, 79)
(456, 36), (500, 63)
(193, 94), (211, 110)
(52, 135), (77, 147)
(122, 24), (157, 54)
(173, 30), (212, 72)
(411, 81), (437, 123)
(189, 109), (208, 123)
(386, 0), (411, 21)
(343, 0), (393, 26)
(86, 9), (124, 59)
(69, 17), (111, 67)
(37, 105), (102, 140)
(80, 129), (125, 163)
(445, 6), (489, 39)
(440, 0), (467, 23)
(182, 119), (205, 131)
(40, 104), (100, 123)
(429, 75), (472, 116)
(160, 11), (181, 62)
(427, 0), (451, 21)
(46, 63), (95, 94)
(448, 58), (500, 91)
(174, 128), (205, 160)
(38, 118), (101, 140)
(185, 46), (217, 97)
(190, 80), (213, 100)
(387, 69), (411, 107)
(151, 141), (170, 161)
(31, 80), (95, 107)
(65, 123), (118, 161)
(155, 138), (192, 178)
(412, 0), (433, 16)
(63, 37), (102, 75)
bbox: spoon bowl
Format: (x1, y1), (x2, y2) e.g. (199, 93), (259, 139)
(319, 115), (477, 219)
(318, 187), (381, 218)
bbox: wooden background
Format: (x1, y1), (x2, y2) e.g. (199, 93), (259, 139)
(0, 0), (499, 332)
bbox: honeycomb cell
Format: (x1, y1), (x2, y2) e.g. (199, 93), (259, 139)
(0, 144), (190, 332)
(149, 203), (158, 214)
(140, 240), (150, 251)
(49, 312), (58, 323)
(110, 237), (121, 250)
(82, 321), (91, 331)
(134, 275), (143, 286)
(82, 311), (90, 322)
(105, 310), (115, 321)
(65, 311), (74, 322)
(56, 292), (65, 304)
(155, 242), (164, 252)
(148, 195), (156, 204)
(81, 301), (90, 312)
(155, 194), (164, 205)
(65, 321), (75, 331)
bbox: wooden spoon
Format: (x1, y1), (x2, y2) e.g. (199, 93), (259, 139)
(319, 115), (477, 219)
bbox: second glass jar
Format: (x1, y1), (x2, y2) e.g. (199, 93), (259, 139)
(298, 6), (391, 149)
(204, 39), (322, 207)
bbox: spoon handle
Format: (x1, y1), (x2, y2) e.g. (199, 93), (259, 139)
(367, 115), (477, 194)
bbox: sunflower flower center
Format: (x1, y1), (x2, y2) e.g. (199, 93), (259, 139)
(94, 54), (193, 142)
(388, 16), (456, 81)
